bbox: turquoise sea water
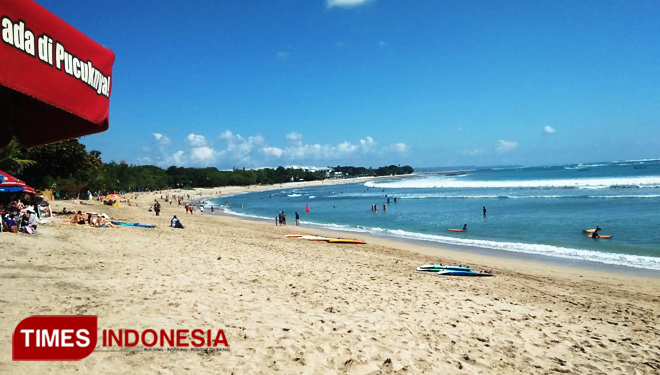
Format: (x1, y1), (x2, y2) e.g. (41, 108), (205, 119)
(209, 159), (660, 272)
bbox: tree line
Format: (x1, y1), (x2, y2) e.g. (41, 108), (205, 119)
(1, 139), (414, 198)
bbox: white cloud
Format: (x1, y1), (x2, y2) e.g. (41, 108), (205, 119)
(391, 143), (408, 154)
(327, 0), (373, 8)
(543, 125), (556, 134)
(186, 133), (208, 147)
(286, 132), (304, 147)
(337, 141), (358, 154)
(496, 140), (518, 154)
(217, 130), (273, 165)
(142, 130), (411, 168)
(252, 134), (266, 146)
(190, 146), (216, 162)
(219, 130), (234, 141)
(152, 133), (172, 147)
(359, 136), (376, 152)
(377, 40), (387, 48)
(182, 134), (218, 165)
(262, 147), (283, 158)
(285, 143), (334, 160)
(171, 151), (185, 165)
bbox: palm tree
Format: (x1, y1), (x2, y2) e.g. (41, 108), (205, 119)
(0, 139), (35, 174)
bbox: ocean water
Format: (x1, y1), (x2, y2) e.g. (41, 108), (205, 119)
(208, 159), (660, 272)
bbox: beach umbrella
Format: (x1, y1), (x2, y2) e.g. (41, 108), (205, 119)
(0, 169), (36, 194)
(0, 0), (115, 149)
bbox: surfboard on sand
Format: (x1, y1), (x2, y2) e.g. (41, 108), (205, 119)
(290, 235), (329, 240)
(286, 235), (365, 243)
(417, 264), (473, 272)
(111, 221), (156, 228)
(437, 270), (494, 277)
(327, 239), (367, 244)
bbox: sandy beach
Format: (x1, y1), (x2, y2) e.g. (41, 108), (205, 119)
(1, 182), (659, 374)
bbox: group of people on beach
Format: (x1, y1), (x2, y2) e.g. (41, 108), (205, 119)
(1, 198), (53, 234)
(275, 211), (301, 226)
(184, 203), (213, 215)
(69, 210), (114, 228)
(276, 211), (286, 226)
(1, 202), (37, 234)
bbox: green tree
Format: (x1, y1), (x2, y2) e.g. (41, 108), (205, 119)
(0, 139), (35, 175)
(18, 139), (97, 192)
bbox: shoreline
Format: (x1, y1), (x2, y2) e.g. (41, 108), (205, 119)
(216, 208), (660, 283)
(193, 181), (660, 279)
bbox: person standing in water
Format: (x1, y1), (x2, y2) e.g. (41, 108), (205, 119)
(483, 206), (487, 217)
(295, 211), (300, 226)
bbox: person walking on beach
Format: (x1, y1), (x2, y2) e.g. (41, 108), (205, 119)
(483, 206), (487, 217)
(154, 200), (161, 216)
(200, 205), (204, 215)
(295, 211), (300, 226)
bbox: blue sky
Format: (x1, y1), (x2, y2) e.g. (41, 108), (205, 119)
(37, 0), (660, 168)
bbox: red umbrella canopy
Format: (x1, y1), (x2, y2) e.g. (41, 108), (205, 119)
(0, 169), (36, 194)
(0, 0), (115, 148)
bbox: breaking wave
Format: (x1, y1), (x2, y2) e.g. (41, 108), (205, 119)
(365, 176), (660, 190)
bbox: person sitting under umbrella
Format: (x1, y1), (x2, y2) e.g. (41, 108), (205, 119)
(2, 213), (18, 233)
(21, 207), (38, 234)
